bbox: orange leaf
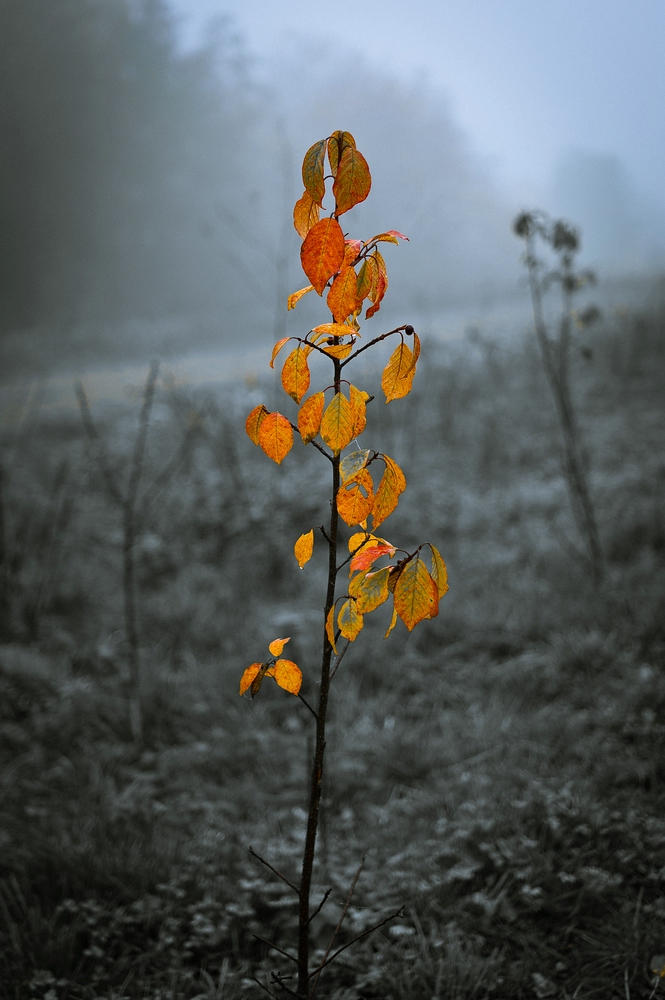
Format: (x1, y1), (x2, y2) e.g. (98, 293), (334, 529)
(337, 469), (375, 526)
(384, 605), (398, 639)
(327, 266), (361, 324)
(302, 139), (326, 205)
(381, 341), (416, 402)
(320, 391), (354, 456)
(367, 230), (410, 245)
(281, 345), (311, 403)
(349, 384), (368, 437)
(340, 448), (370, 485)
(268, 636), (290, 657)
(333, 146), (371, 216)
(350, 540), (396, 574)
(337, 599), (363, 641)
(270, 337), (291, 368)
(301, 218), (346, 295)
(343, 240), (362, 265)
(311, 323), (355, 339)
(411, 330), (421, 365)
(271, 658), (302, 695)
(293, 191), (320, 239)
(298, 392), (325, 444)
(365, 251), (388, 319)
(428, 543), (449, 599)
(326, 604), (338, 654)
(258, 412), (293, 464)
(294, 529), (314, 569)
(240, 662), (263, 696)
(287, 285), (314, 311)
(327, 130), (356, 177)
(394, 551), (439, 631)
(371, 454), (406, 529)
(353, 566), (391, 614)
(245, 404), (268, 445)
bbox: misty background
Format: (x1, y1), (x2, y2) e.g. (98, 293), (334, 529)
(1, 0), (663, 387)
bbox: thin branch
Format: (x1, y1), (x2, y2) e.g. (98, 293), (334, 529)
(298, 692), (318, 720)
(340, 325), (411, 368)
(249, 847), (300, 895)
(318, 525), (331, 544)
(127, 360), (159, 514)
(74, 382), (122, 506)
(311, 858), (364, 993)
(250, 976), (277, 999)
(269, 972), (299, 998)
(307, 888), (332, 925)
(329, 639), (351, 681)
(253, 935), (298, 966)
(287, 421), (333, 462)
(310, 907), (404, 980)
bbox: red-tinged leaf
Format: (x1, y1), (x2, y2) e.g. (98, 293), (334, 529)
(338, 599), (363, 641)
(357, 257), (377, 302)
(245, 404), (268, 445)
(336, 468), (374, 526)
(293, 191), (320, 239)
(371, 454), (406, 529)
(384, 605), (398, 639)
(394, 551), (439, 631)
(270, 338), (291, 368)
(320, 391), (354, 456)
(268, 636), (290, 657)
(333, 146), (371, 216)
(287, 285), (314, 311)
(327, 130), (356, 176)
(271, 658), (302, 696)
(258, 412), (293, 464)
(302, 139), (326, 205)
(349, 384), (368, 437)
(340, 448), (370, 485)
(281, 345), (311, 403)
(353, 566), (391, 614)
(294, 529), (314, 569)
(343, 240), (363, 265)
(322, 342), (354, 359)
(240, 662), (263, 696)
(350, 540), (396, 574)
(301, 218), (345, 295)
(411, 330), (421, 365)
(326, 604), (337, 654)
(367, 230), (410, 245)
(381, 341), (416, 402)
(327, 266), (361, 324)
(298, 392), (325, 444)
(365, 270), (387, 319)
(428, 543), (449, 599)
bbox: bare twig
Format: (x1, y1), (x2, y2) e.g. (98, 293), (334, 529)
(298, 693), (318, 720)
(340, 325), (411, 367)
(310, 907), (404, 980)
(329, 640), (351, 681)
(310, 857), (364, 993)
(74, 382), (122, 505)
(249, 847), (300, 895)
(253, 935), (298, 966)
(306, 888), (332, 925)
(287, 421), (333, 462)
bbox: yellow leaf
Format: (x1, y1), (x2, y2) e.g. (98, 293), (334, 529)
(326, 604), (337, 654)
(311, 322), (356, 339)
(239, 662), (263, 696)
(268, 636), (290, 657)
(384, 605), (398, 639)
(336, 468), (374, 526)
(302, 139), (326, 205)
(333, 146), (371, 216)
(340, 449), (370, 485)
(349, 384), (368, 437)
(327, 266), (361, 323)
(338, 599), (364, 641)
(367, 230), (409, 245)
(327, 130), (356, 176)
(287, 285), (314, 311)
(281, 345), (311, 403)
(371, 454), (406, 529)
(381, 341), (416, 402)
(428, 543), (449, 599)
(298, 392), (325, 444)
(300, 218), (345, 295)
(271, 658), (302, 695)
(293, 191), (320, 239)
(411, 330), (421, 365)
(353, 566), (391, 614)
(321, 342), (354, 359)
(320, 391), (354, 456)
(294, 529), (314, 569)
(270, 337), (291, 369)
(393, 552), (439, 631)
(258, 412), (293, 464)
(245, 404), (268, 445)
(348, 530), (373, 553)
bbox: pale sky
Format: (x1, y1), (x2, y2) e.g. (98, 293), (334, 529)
(168, 0), (665, 212)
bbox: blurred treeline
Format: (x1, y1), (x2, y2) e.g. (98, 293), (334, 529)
(0, 0), (522, 374)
